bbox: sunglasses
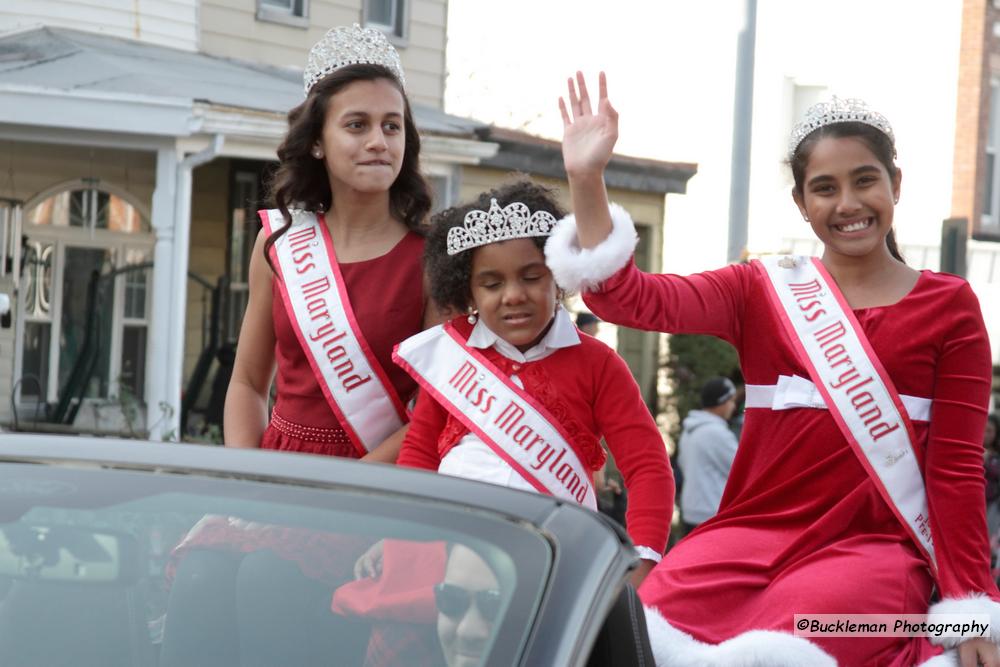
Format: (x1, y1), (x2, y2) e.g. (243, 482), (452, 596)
(434, 582), (502, 622)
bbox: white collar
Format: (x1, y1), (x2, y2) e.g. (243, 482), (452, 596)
(466, 307), (580, 363)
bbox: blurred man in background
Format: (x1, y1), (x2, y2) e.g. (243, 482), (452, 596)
(677, 377), (738, 535)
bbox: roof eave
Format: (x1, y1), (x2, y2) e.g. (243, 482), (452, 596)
(0, 83), (194, 138)
(476, 128), (698, 195)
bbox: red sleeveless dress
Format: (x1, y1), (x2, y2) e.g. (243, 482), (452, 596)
(260, 230), (424, 457)
(166, 231), (425, 585)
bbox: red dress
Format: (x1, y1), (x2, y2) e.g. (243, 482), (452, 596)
(167, 230), (425, 584)
(584, 260), (997, 666)
(260, 230), (424, 456)
(396, 316), (674, 557)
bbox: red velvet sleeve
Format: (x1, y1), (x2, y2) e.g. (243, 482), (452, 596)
(582, 260), (750, 345)
(923, 282), (999, 600)
(593, 346), (675, 556)
(395, 390), (448, 471)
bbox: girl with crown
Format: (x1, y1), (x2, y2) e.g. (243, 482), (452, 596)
(545, 73), (1000, 667)
(225, 24), (433, 461)
(160, 25), (437, 667)
(373, 179), (671, 579)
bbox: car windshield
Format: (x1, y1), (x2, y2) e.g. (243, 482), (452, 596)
(0, 461), (552, 667)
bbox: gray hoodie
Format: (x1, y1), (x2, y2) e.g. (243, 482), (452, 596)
(677, 409), (739, 525)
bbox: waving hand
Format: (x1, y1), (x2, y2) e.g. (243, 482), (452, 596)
(557, 71), (616, 248)
(559, 71), (619, 176)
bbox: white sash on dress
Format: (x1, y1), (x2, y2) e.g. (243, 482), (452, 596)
(756, 255), (937, 575)
(260, 209), (407, 454)
(393, 322), (597, 509)
(745, 375), (931, 422)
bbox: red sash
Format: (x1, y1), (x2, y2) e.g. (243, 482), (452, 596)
(261, 209), (407, 455)
(393, 322), (597, 509)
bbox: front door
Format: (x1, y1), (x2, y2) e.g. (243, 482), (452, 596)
(15, 183), (152, 423)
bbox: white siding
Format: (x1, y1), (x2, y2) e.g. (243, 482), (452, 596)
(199, 0), (447, 108)
(405, 0), (447, 107)
(0, 0), (198, 51)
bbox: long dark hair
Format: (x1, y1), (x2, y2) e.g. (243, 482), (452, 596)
(790, 121), (905, 263)
(264, 64), (431, 271)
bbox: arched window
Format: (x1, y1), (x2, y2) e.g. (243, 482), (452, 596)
(17, 181), (153, 412)
(27, 185), (149, 233)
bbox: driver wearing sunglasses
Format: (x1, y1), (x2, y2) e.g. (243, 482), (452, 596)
(435, 544), (502, 667)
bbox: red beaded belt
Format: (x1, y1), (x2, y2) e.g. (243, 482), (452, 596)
(269, 412), (351, 444)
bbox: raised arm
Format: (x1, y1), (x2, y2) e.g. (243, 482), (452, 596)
(548, 72), (747, 342)
(559, 71), (618, 249)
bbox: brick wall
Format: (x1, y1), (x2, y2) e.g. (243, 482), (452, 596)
(953, 0), (987, 225)
(953, 0), (996, 230)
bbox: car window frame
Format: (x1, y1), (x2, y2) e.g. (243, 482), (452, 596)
(0, 459), (556, 667)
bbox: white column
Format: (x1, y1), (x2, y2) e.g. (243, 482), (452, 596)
(147, 146), (179, 440)
(163, 136), (224, 441)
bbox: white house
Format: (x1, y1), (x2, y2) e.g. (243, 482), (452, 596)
(0, 0), (694, 438)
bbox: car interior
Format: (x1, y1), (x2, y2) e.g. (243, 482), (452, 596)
(0, 527), (154, 666)
(585, 583), (656, 667)
(0, 462), (654, 666)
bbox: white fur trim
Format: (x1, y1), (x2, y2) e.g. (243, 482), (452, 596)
(644, 606), (837, 667)
(543, 203), (638, 293)
(644, 606), (708, 667)
(926, 594), (1000, 648)
(635, 545), (662, 563)
(916, 651), (959, 667)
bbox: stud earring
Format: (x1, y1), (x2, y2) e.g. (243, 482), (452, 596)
(467, 307), (478, 325)
(312, 147), (323, 159)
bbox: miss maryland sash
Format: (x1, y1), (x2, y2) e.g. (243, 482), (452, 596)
(393, 322), (598, 510)
(756, 255), (937, 576)
(260, 209), (407, 454)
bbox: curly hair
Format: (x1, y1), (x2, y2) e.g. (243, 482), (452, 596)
(264, 64), (432, 271)
(425, 178), (567, 313)
(789, 121), (905, 263)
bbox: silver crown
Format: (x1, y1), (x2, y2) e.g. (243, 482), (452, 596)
(447, 199), (558, 256)
(303, 24), (405, 96)
(788, 97), (894, 157)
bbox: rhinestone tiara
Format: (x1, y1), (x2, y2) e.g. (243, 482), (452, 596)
(303, 24), (405, 96)
(447, 199), (558, 256)
(788, 97), (894, 157)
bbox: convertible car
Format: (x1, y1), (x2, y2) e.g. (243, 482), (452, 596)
(0, 434), (653, 666)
